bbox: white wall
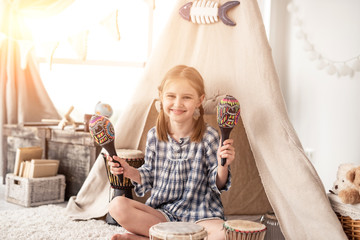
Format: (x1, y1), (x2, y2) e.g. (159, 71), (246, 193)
(269, 0), (360, 191)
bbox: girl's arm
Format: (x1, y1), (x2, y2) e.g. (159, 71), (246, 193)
(108, 155), (142, 184)
(216, 139), (235, 190)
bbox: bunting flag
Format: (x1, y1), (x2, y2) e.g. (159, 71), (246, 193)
(100, 10), (120, 41)
(37, 41), (59, 70)
(1, 1), (154, 66)
(68, 30), (89, 61)
(1, 30), (61, 70)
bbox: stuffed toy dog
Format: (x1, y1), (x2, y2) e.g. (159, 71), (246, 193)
(331, 163), (356, 195)
(337, 165), (360, 204)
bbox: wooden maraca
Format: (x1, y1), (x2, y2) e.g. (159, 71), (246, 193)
(89, 114), (123, 183)
(217, 95), (240, 166)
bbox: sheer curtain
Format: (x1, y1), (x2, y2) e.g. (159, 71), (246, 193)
(0, 0), (74, 181)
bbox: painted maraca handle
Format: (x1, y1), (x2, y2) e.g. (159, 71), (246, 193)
(220, 127), (233, 166)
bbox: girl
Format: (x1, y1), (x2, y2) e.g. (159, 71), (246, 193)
(108, 65), (235, 240)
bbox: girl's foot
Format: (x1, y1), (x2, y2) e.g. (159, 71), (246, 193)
(111, 233), (148, 240)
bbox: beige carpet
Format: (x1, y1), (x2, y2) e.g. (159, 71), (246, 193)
(0, 204), (126, 240)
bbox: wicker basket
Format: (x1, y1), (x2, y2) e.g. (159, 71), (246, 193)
(336, 213), (360, 240)
(328, 193), (360, 240)
(5, 173), (66, 207)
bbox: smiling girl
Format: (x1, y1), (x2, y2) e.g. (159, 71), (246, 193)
(108, 65), (235, 240)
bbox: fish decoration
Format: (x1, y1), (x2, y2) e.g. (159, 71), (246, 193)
(179, 0), (240, 26)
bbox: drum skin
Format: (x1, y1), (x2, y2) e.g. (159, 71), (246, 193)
(223, 220), (267, 240)
(149, 222), (207, 240)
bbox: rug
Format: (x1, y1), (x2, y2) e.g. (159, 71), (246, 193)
(0, 204), (126, 240)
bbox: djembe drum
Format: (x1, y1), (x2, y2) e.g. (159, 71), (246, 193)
(101, 149), (144, 225)
(89, 115), (145, 225)
(223, 220), (267, 240)
(260, 212), (285, 240)
(149, 222), (208, 240)
(102, 149), (144, 198)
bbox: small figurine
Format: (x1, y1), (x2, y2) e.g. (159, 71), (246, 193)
(95, 101), (113, 118)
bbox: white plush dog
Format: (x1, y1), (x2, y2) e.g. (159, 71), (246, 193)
(331, 163), (357, 194)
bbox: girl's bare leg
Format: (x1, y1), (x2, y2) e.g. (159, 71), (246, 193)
(197, 219), (225, 240)
(109, 196), (167, 238)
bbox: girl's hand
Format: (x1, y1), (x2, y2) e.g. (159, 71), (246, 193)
(217, 138), (235, 167)
(216, 138), (235, 190)
(107, 155), (130, 177)
(107, 155), (142, 183)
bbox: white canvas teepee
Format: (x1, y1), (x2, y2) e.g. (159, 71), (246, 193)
(66, 0), (347, 239)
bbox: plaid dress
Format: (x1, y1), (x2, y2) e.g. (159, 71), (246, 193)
(132, 125), (231, 222)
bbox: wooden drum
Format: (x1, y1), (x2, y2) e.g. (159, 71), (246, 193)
(224, 220), (267, 240)
(150, 222), (208, 240)
(103, 149), (144, 190)
(260, 212), (285, 240)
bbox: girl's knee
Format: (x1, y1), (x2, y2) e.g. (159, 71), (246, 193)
(208, 230), (225, 240)
(109, 196), (130, 220)
(206, 227), (225, 240)
(197, 219), (225, 240)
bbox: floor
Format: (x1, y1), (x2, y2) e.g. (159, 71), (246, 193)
(0, 176), (67, 211)
(0, 181), (22, 211)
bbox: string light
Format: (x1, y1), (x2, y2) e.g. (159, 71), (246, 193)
(287, 1), (360, 77)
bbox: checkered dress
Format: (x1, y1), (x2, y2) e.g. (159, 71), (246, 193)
(132, 125), (231, 222)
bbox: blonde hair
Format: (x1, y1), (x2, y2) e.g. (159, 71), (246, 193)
(156, 65), (206, 142)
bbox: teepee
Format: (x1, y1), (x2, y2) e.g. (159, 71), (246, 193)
(66, 0), (346, 239)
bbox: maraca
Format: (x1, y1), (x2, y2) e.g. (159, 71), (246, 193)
(217, 95), (240, 166)
(89, 114), (123, 183)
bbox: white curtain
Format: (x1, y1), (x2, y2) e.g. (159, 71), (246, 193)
(0, 0), (74, 181)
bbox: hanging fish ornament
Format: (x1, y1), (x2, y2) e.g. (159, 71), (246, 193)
(179, 0), (240, 26)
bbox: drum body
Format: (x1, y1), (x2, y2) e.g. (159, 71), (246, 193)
(150, 222), (208, 240)
(260, 213), (285, 240)
(224, 220), (267, 240)
(104, 149), (144, 189)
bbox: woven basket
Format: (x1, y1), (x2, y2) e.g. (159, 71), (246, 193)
(6, 174), (66, 207)
(336, 213), (360, 240)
